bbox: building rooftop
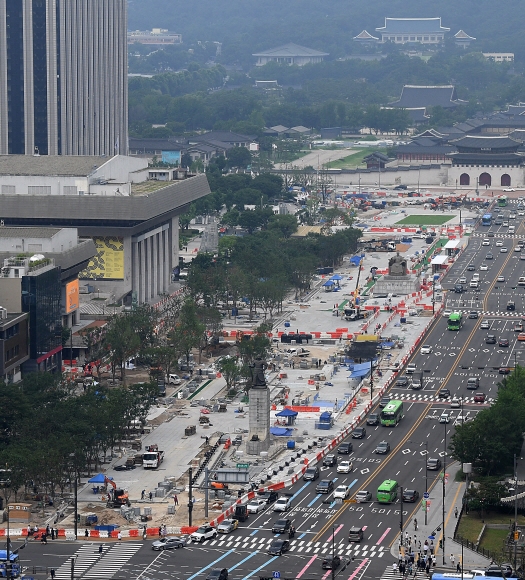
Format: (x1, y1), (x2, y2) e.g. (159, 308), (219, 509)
(190, 131), (255, 143)
(130, 180), (179, 196)
(454, 30), (476, 40)
(253, 43), (329, 58)
(0, 227), (62, 238)
(451, 135), (523, 150)
(376, 18), (450, 34)
(0, 155), (109, 177)
(353, 30), (379, 41)
(389, 85), (465, 109)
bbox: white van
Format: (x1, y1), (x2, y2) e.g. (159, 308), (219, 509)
(469, 280), (479, 289)
(472, 273), (480, 281)
(509, 225), (515, 234)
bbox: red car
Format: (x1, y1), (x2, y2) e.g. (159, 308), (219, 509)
(499, 367), (511, 374)
(474, 392), (486, 403)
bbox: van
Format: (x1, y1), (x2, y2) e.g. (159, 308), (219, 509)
(467, 377), (480, 389)
(509, 226), (515, 234)
(472, 273), (480, 281)
(348, 527), (364, 542)
(469, 280), (479, 289)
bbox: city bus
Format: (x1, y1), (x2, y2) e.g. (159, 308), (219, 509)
(448, 311), (462, 331)
(377, 479), (398, 503)
(430, 575), (503, 580)
(498, 195), (508, 207)
(481, 213), (492, 226)
(380, 400), (404, 426)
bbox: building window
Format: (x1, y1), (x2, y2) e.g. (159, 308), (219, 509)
(28, 186), (52, 195)
(1, 185), (15, 194)
(417, 37), (422, 41)
(410, 36), (415, 41)
(430, 36), (436, 41)
(403, 36), (408, 41)
(63, 186), (78, 195)
(424, 36), (429, 41)
(397, 36), (402, 41)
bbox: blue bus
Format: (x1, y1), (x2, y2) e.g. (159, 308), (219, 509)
(0, 551), (20, 578)
(430, 575), (508, 580)
(482, 213), (492, 226)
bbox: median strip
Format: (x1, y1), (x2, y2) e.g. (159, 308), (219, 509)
(187, 379), (213, 400)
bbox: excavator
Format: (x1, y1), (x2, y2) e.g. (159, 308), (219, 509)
(104, 476), (131, 508)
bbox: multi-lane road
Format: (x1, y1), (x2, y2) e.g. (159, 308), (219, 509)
(20, 202), (525, 580)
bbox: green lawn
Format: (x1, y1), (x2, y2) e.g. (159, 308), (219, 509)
(479, 528), (509, 554)
(395, 214), (455, 226)
(325, 148), (378, 169)
(457, 514), (485, 543)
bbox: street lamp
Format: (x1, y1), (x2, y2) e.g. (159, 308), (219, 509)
(69, 454), (78, 539)
(442, 418), (447, 565)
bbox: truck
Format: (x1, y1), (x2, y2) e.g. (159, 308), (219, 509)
(287, 347), (311, 357)
(344, 308), (371, 321)
(143, 444), (165, 469)
(105, 477), (131, 508)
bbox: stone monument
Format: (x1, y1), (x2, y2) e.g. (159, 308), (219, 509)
(373, 251), (420, 295)
(246, 357), (271, 455)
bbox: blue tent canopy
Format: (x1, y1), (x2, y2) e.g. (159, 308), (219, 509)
(349, 255), (363, 266)
(88, 473), (113, 484)
(323, 280), (335, 287)
(347, 360), (377, 379)
(330, 274), (343, 281)
(276, 408), (298, 417)
(270, 427), (294, 436)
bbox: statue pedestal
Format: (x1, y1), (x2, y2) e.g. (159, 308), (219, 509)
(247, 387), (270, 455)
(374, 274), (420, 295)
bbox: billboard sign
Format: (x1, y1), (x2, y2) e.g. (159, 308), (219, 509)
(65, 279), (79, 313)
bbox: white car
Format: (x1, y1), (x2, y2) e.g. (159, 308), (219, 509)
(439, 412), (450, 424)
(497, 276), (505, 282)
(503, 222), (509, 227)
(420, 345), (432, 354)
(168, 374), (181, 385)
(496, 240), (503, 247)
(518, 211), (525, 216)
(480, 264), (488, 271)
(501, 247), (508, 253)
(355, 490), (372, 503)
(247, 499), (267, 514)
(273, 497), (292, 512)
(450, 397), (461, 409)
(406, 363), (416, 373)
(515, 246), (521, 252)
(337, 460), (353, 473)
(190, 525), (217, 543)
(503, 188), (515, 192)
(333, 485), (350, 499)
(442, 309), (452, 318)
(482, 239), (490, 246)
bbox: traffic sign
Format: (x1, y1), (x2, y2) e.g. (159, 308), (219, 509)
(236, 463), (250, 469)
(423, 492), (429, 499)
(344, 499), (357, 503)
(273, 572), (281, 579)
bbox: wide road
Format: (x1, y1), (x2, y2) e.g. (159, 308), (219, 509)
(20, 200), (524, 580)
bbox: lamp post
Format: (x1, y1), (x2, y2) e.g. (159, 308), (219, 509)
(424, 440), (429, 525)
(442, 419), (447, 565)
(69, 454), (78, 539)
(514, 454), (518, 572)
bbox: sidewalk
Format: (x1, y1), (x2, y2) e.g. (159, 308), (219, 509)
(390, 462), (490, 572)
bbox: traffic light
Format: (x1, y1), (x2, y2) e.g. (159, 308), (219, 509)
(439, 539), (443, 549)
(515, 531), (520, 541)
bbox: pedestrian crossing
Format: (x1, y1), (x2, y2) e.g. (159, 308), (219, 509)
(380, 565), (428, 580)
(471, 232), (524, 239)
(392, 392), (493, 404)
(54, 543), (143, 579)
(483, 311), (523, 317)
(208, 535), (386, 558)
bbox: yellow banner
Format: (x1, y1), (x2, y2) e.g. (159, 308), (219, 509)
(81, 237), (124, 280)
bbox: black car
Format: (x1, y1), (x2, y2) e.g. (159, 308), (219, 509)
(486, 563), (514, 577)
(352, 427), (366, 439)
(272, 519), (291, 534)
(375, 441), (390, 454)
(454, 284), (464, 293)
(379, 396), (391, 408)
(499, 338), (509, 347)
(206, 569), (228, 580)
(486, 253), (493, 259)
(469, 311), (479, 319)
(302, 467), (320, 481)
(500, 366), (511, 374)
(438, 388), (450, 399)
(508, 301), (516, 311)
(323, 454), (337, 467)
(394, 184), (407, 190)
(316, 479), (334, 494)
(338, 442), (353, 454)
(114, 464), (135, 471)
(367, 413), (379, 426)
(467, 264), (475, 271)
(396, 376), (409, 387)
(322, 555), (341, 570)
(485, 335), (496, 344)
(257, 490), (279, 504)
(268, 539), (290, 556)
(402, 489), (420, 503)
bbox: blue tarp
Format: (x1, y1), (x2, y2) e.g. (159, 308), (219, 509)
(270, 427), (294, 437)
(323, 280), (335, 287)
(379, 341), (395, 349)
(349, 255), (363, 266)
(88, 473), (113, 484)
(330, 274), (343, 280)
(276, 408), (298, 417)
(320, 411), (332, 420)
(347, 360), (376, 379)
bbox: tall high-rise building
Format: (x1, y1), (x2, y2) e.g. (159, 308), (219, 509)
(0, 0), (128, 156)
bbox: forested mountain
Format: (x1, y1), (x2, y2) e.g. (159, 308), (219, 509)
(128, 0), (525, 65)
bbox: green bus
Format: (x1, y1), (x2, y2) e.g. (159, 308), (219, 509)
(498, 195), (508, 207)
(380, 400), (404, 426)
(377, 479), (398, 503)
(448, 311), (462, 331)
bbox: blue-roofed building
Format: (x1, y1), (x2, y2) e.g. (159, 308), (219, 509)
(375, 18), (450, 44)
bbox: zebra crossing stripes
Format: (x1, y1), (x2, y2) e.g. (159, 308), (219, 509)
(380, 566), (427, 580)
(484, 311), (523, 317)
(54, 543), (143, 580)
(393, 392), (494, 404)
(83, 543), (142, 578)
(54, 545), (101, 580)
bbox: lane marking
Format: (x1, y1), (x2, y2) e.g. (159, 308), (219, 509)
(228, 551), (259, 570)
(347, 557), (369, 580)
(296, 555), (318, 578)
(187, 549), (235, 580)
(240, 556), (279, 580)
(327, 524), (344, 543)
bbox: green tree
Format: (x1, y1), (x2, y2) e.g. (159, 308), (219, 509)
(227, 146), (252, 169)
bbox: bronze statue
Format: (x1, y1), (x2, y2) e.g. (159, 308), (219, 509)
(388, 252), (408, 277)
(249, 357), (267, 388)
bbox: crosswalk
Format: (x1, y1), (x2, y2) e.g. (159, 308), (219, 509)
(54, 543), (143, 579)
(208, 535), (386, 558)
(380, 565), (428, 580)
(471, 232), (524, 239)
(392, 392), (493, 404)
